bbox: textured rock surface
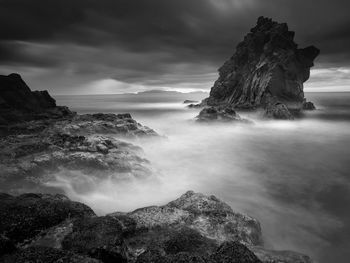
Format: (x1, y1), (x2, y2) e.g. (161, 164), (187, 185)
(0, 73), (74, 125)
(203, 17), (319, 118)
(249, 246), (313, 263)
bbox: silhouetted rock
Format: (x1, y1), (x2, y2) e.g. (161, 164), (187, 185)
(0, 73), (74, 125)
(202, 17), (319, 118)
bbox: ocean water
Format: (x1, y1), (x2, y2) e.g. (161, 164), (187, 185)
(54, 92), (350, 263)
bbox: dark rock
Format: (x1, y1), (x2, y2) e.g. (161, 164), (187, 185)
(196, 106), (247, 122)
(302, 100), (316, 110)
(183, 100), (198, 104)
(187, 103), (202, 108)
(0, 193), (95, 245)
(202, 17), (319, 119)
(0, 246), (101, 263)
(210, 242), (262, 263)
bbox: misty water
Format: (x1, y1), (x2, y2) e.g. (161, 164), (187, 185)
(54, 92), (350, 263)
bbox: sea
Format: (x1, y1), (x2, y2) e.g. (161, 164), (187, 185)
(54, 91), (350, 263)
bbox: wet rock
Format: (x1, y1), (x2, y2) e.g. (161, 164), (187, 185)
(1, 246), (101, 263)
(0, 193), (95, 245)
(196, 106), (247, 122)
(202, 17), (319, 118)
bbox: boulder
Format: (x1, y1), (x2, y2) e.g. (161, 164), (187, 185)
(196, 106), (247, 122)
(202, 17), (319, 118)
(111, 191), (263, 247)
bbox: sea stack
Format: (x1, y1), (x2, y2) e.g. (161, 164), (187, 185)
(202, 17), (319, 119)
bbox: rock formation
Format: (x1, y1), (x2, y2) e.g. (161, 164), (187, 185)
(202, 17), (319, 119)
(0, 191), (313, 263)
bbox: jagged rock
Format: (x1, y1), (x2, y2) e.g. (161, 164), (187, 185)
(0, 193), (95, 246)
(196, 106), (247, 122)
(0, 73), (74, 125)
(202, 17), (319, 118)
(1, 246), (102, 263)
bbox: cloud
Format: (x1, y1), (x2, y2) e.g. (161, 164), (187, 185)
(0, 0), (349, 93)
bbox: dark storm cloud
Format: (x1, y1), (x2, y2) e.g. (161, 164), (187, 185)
(0, 0), (350, 93)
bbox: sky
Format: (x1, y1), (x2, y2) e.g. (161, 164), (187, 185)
(0, 0), (350, 95)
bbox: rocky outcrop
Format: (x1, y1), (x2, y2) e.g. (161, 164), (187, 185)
(202, 17), (319, 119)
(183, 100), (198, 104)
(196, 105), (248, 122)
(0, 191), (312, 263)
(0, 73), (74, 125)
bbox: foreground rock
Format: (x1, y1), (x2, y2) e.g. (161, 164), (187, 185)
(0, 191), (312, 263)
(201, 17), (319, 119)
